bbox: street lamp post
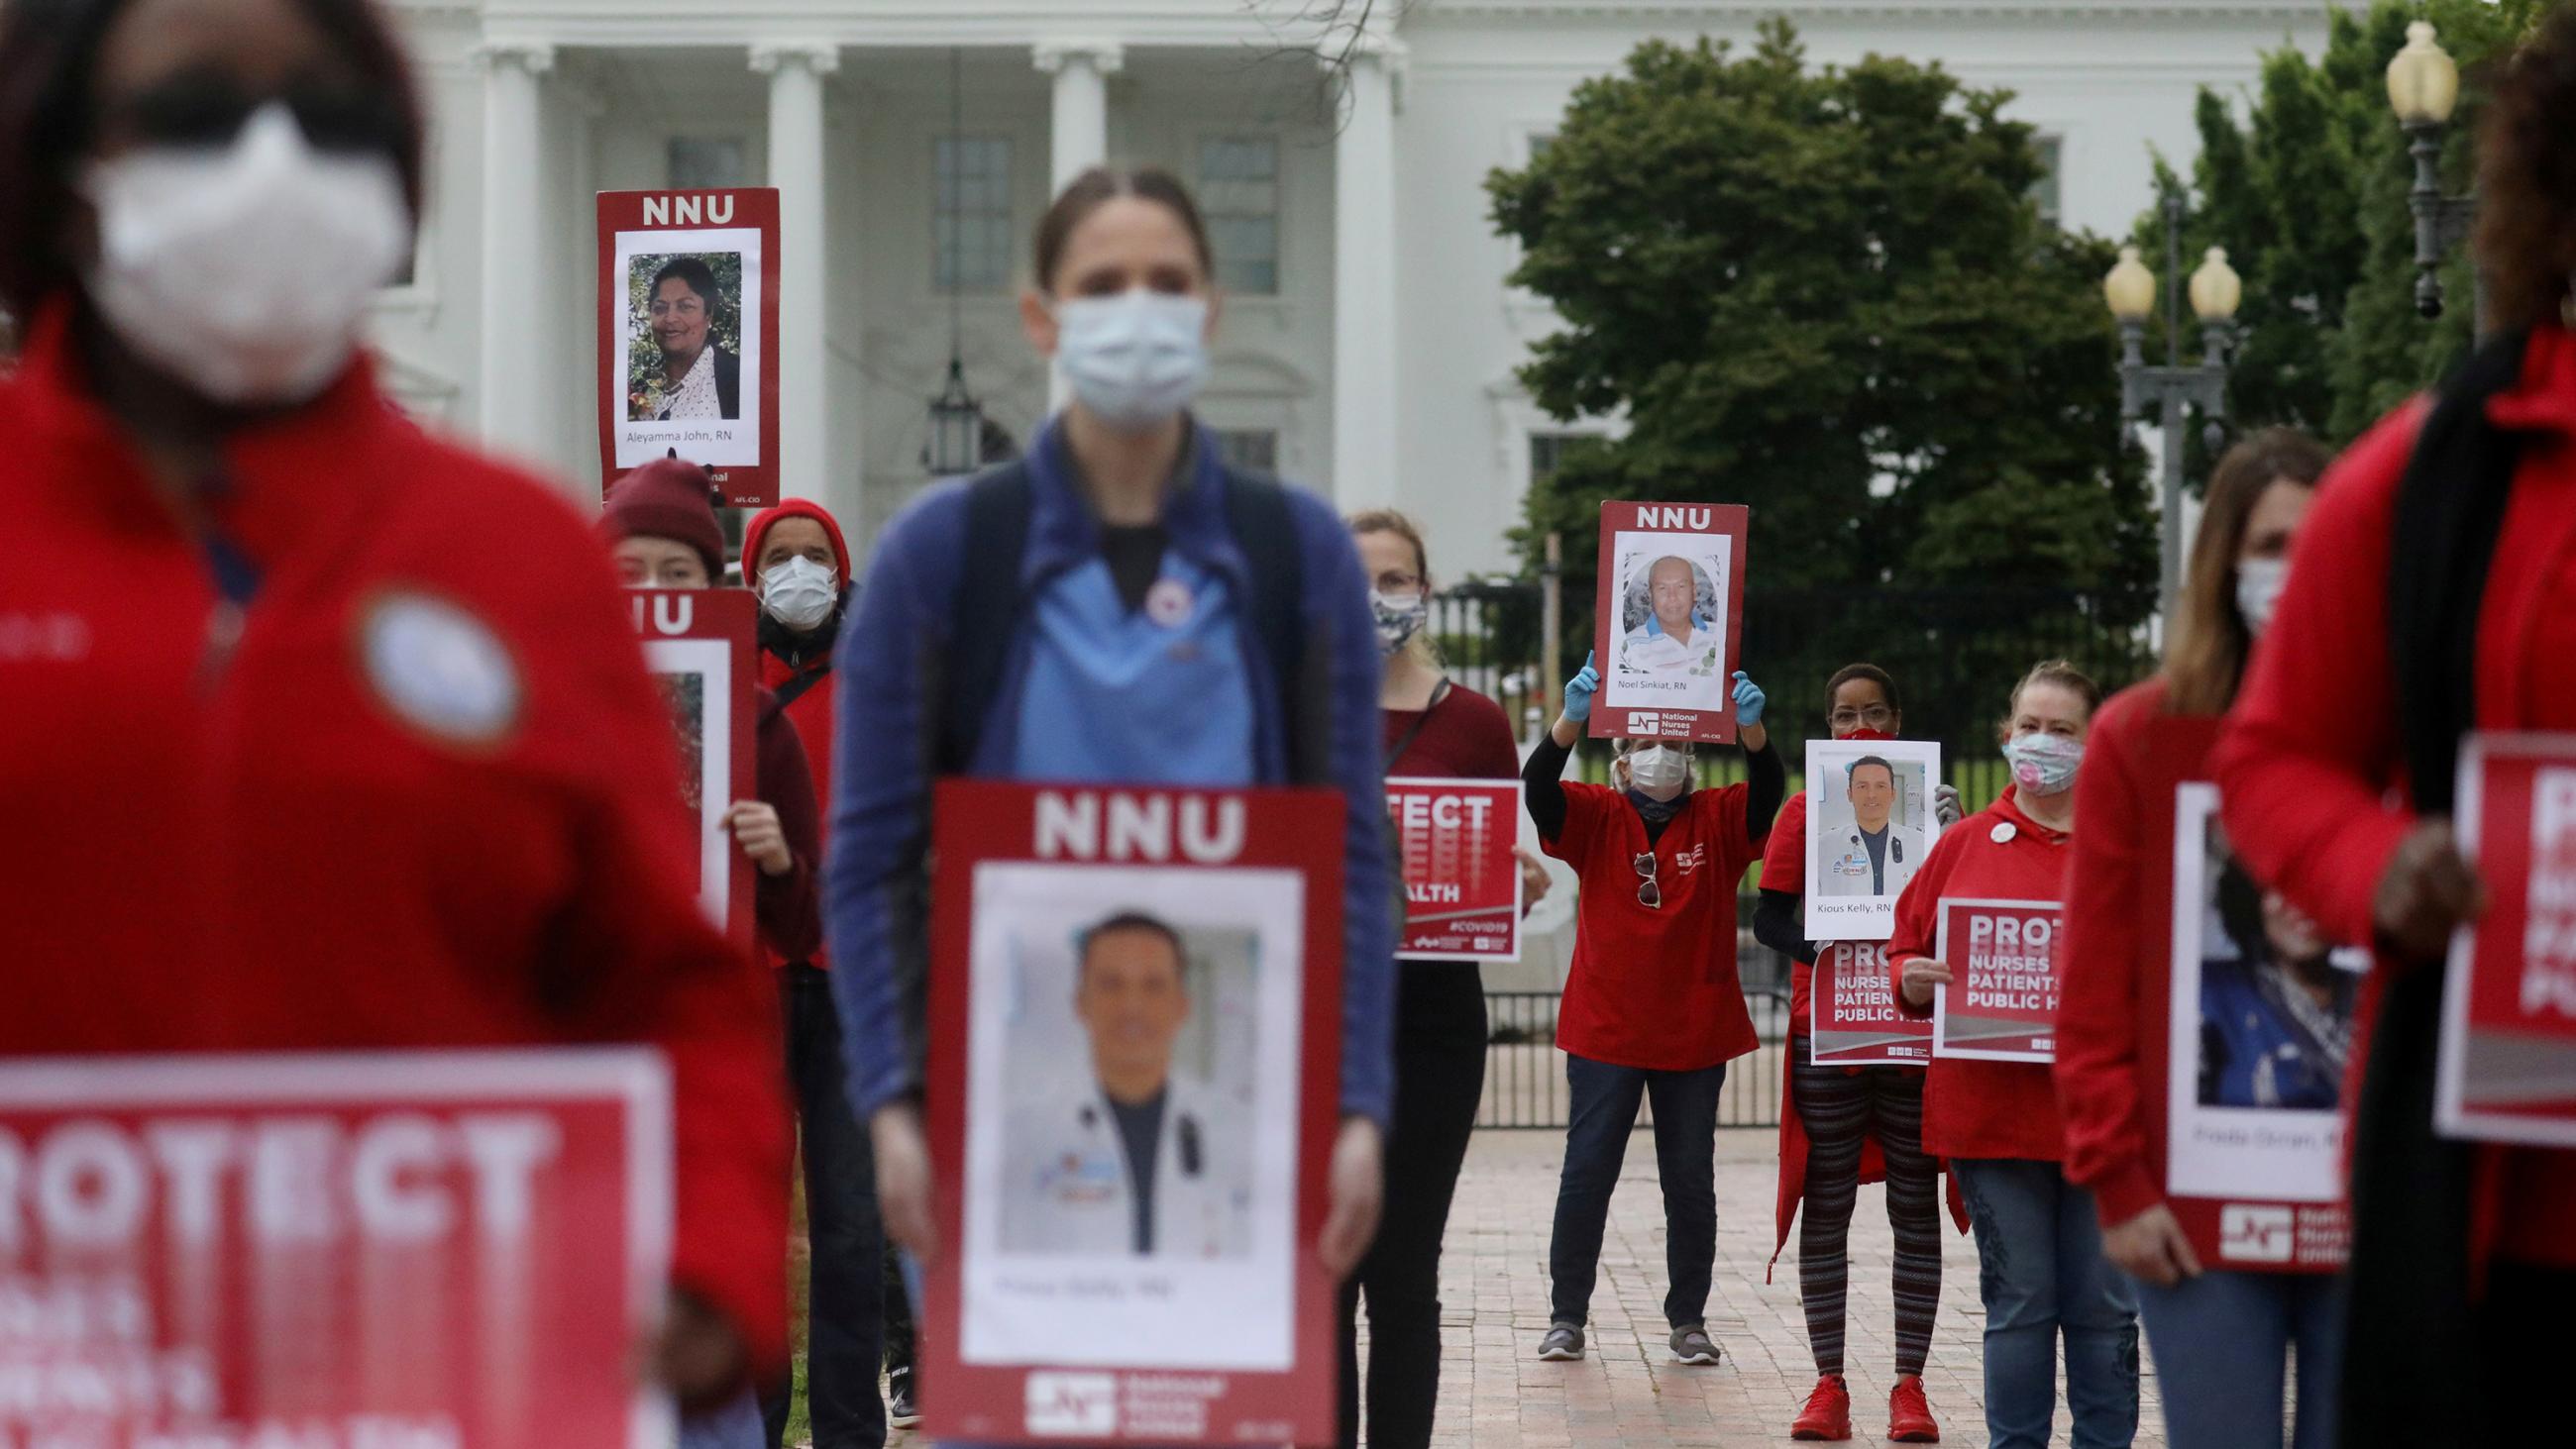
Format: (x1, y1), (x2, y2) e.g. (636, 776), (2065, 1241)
(2105, 190), (2240, 630)
(2386, 19), (2480, 326)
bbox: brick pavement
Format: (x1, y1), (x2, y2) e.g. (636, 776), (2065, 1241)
(1406, 1129), (2174, 1448)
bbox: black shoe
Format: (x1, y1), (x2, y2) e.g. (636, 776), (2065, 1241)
(887, 1366), (920, 1430)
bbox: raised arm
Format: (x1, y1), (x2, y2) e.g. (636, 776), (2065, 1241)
(1524, 653), (1597, 842)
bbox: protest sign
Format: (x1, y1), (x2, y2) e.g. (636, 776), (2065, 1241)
(630, 587), (756, 961)
(1802, 739), (1943, 941)
(2152, 742), (2356, 1272)
(1811, 941), (1930, 1066)
(596, 189), (781, 505)
(2438, 732), (2576, 1147)
(1932, 898), (2063, 1063)
(1385, 776), (1522, 961)
(920, 781), (1344, 1444)
(0, 1049), (672, 1448)
(1589, 501), (1749, 744)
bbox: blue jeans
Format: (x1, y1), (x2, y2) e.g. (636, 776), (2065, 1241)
(2135, 1269), (2347, 1449)
(1547, 1053), (1728, 1329)
(1954, 1158), (2140, 1449)
(680, 1390), (766, 1449)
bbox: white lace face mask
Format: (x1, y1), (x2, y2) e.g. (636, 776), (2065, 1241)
(81, 104), (411, 406)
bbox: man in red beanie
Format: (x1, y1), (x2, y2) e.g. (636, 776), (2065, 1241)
(742, 499), (851, 811)
(606, 466), (887, 1449)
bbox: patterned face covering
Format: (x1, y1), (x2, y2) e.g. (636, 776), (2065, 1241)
(1371, 590), (1428, 657)
(2002, 731), (2085, 797)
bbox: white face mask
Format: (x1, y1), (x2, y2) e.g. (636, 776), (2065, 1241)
(1624, 744), (1692, 800)
(1052, 290), (1210, 430)
(2234, 557), (2290, 637)
(81, 104), (410, 408)
(760, 556), (838, 631)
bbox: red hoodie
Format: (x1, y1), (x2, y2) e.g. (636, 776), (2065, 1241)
(2212, 326), (2576, 1268)
(0, 302), (793, 1375)
(1885, 786), (2071, 1162)
(742, 498), (848, 817)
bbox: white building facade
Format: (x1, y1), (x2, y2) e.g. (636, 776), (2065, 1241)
(379, 0), (2332, 575)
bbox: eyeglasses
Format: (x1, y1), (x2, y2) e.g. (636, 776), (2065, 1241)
(1633, 852), (1663, 909)
(1829, 705), (1896, 731)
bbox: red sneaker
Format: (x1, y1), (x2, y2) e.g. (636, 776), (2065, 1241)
(1790, 1375), (1852, 1441)
(1887, 1375), (1941, 1443)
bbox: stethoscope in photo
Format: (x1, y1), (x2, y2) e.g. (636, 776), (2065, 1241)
(1841, 828), (1907, 865)
(1076, 1101), (1209, 1178)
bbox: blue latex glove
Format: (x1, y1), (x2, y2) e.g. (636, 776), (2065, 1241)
(1563, 651), (1600, 723)
(1731, 671), (1767, 728)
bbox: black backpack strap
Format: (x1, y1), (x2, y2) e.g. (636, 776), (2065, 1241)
(1221, 470), (1317, 782)
(939, 460), (1038, 774)
(771, 662), (831, 713)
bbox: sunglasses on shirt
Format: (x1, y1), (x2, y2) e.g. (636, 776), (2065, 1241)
(1633, 851), (1662, 910)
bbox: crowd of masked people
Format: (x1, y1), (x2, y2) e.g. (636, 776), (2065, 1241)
(5, 0), (2575, 1446)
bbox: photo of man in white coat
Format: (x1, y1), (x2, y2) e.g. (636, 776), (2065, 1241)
(1001, 911), (1253, 1260)
(1615, 555), (1721, 678)
(1818, 755), (1926, 898)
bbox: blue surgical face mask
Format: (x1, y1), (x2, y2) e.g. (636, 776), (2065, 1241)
(1052, 289), (1210, 430)
(2002, 731), (2085, 797)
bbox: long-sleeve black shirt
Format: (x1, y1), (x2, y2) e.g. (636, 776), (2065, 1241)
(1522, 730), (1785, 850)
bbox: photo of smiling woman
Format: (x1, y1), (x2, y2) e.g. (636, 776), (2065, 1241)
(629, 253), (742, 422)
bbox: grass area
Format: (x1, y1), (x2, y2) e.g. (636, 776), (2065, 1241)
(783, 1159), (811, 1446)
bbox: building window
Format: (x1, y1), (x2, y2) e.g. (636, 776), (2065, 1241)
(1526, 131), (1556, 163)
(1529, 431), (1602, 486)
(2030, 135), (2063, 231)
(1213, 429), (1279, 473)
(668, 137), (750, 190)
(1199, 138), (1280, 294)
(935, 137), (1014, 291)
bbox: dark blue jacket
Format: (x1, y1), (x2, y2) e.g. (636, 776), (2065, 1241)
(824, 419), (1397, 1128)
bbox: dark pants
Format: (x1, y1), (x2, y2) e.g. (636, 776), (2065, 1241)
(1547, 1052), (1728, 1329)
(763, 965), (887, 1449)
(1337, 966), (1488, 1449)
(881, 1241), (913, 1377)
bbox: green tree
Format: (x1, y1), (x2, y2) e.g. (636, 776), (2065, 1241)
(1488, 22), (2155, 749)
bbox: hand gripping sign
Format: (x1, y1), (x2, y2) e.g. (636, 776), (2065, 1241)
(630, 588), (757, 963)
(1811, 942), (1931, 1066)
(1589, 501), (1750, 745)
(1932, 898), (2064, 1063)
(0, 1050), (672, 1449)
(1385, 777), (1522, 962)
(922, 781), (1344, 1445)
(596, 189), (783, 505)
(2438, 732), (2576, 1147)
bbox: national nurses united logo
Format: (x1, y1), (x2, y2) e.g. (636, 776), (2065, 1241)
(357, 591), (523, 749)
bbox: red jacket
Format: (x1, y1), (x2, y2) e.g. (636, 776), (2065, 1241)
(2053, 679), (2180, 1226)
(743, 498), (847, 969)
(0, 303), (793, 1374)
(2212, 325), (2576, 1268)
(1886, 786), (2070, 1161)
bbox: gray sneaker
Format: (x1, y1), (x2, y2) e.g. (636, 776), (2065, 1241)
(1669, 1323), (1721, 1366)
(1536, 1322), (1585, 1361)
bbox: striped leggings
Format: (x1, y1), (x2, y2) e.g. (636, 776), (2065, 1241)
(1791, 1037), (1942, 1379)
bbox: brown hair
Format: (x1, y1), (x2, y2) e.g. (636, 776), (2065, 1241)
(2160, 427), (2330, 715)
(1032, 165), (1214, 294)
(2474, 4), (2576, 332)
(2002, 659), (2103, 740)
(1824, 662), (1901, 719)
(0, 0), (426, 320)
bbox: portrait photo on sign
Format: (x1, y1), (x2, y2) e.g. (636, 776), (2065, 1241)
(1601, 533), (1732, 713)
(643, 637), (733, 935)
(2166, 783), (2356, 1201)
(1804, 739), (1941, 939)
(959, 861), (1303, 1372)
(612, 230), (764, 467)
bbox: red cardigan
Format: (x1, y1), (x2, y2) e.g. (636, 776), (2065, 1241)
(2212, 325), (2576, 1269)
(0, 302), (793, 1375)
(1886, 787), (2071, 1162)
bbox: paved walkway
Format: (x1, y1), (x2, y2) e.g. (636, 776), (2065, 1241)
(1411, 1129), (2173, 1448)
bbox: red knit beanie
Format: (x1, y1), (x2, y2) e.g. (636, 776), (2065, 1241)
(743, 497), (852, 590)
(602, 458), (726, 580)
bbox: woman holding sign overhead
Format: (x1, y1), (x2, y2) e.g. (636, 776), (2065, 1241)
(2053, 430), (2335, 1449)
(1888, 662), (2137, 1449)
(1339, 508), (1522, 1449)
(2210, 14), (2576, 1441)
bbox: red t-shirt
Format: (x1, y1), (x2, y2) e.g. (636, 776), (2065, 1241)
(1760, 790), (1815, 1028)
(1383, 682), (1521, 780)
(1885, 787), (2070, 1162)
(1544, 781), (1765, 1071)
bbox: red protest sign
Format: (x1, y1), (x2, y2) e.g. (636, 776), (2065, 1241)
(2439, 732), (2576, 1147)
(1386, 776), (1522, 961)
(1811, 941), (1929, 1066)
(921, 781), (1345, 1445)
(596, 189), (783, 506)
(0, 1050), (671, 1448)
(2141, 720), (2353, 1273)
(630, 588), (758, 963)
(1932, 898), (2063, 1063)
(1589, 501), (1749, 745)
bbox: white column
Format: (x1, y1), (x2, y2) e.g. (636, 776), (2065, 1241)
(476, 41), (553, 463)
(1034, 41), (1124, 192)
(1327, 38), (1403, 511)
(752, 42), (841, 510)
